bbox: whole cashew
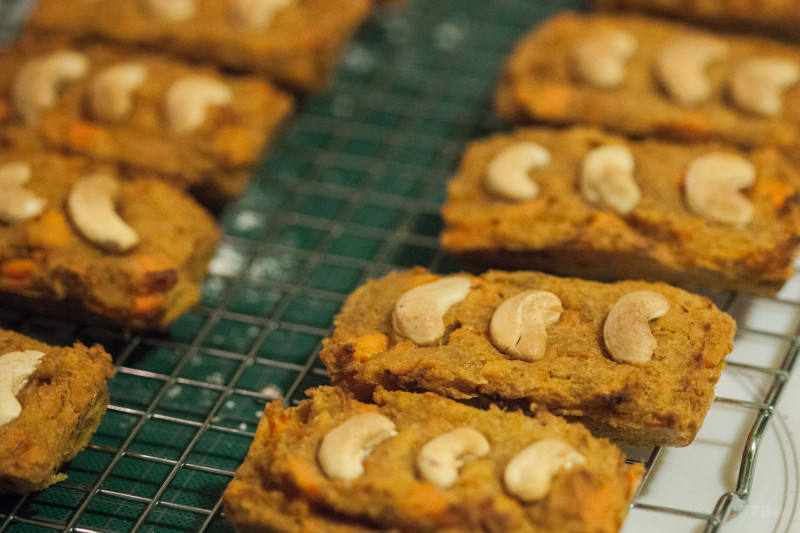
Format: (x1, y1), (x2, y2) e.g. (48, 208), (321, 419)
(0, 350), (45, 426)
(165, 76), (233, 133)
(0, 162), (46, 223)
(655, 35), (728, 106)
(67, 172), (139, 253)
(13, 51), (89, 125)
(573, 29), (637, 88)
(580, 144), (640, 215)
(392, 276), (472, 344)
(317, 412), (397, 480)
(603, 290), (669, 366)
(89, 63), (148, 122)
(231, 0), (291, 30)
(684, 152), (755, 226)
(485, 142), (551, 201)
(504, 438), (586, 502)
(729, 57), (799, 117)
(490, 290), (563, 362)
(417, 427), (490, 488)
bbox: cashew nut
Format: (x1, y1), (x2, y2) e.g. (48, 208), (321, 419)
(580, 144), (640, 215)
(165, 76), (233, 133)
(89, 63), (148, 123)
(684, 152), (755, 226)
(655, 35), (729, 106)
(12, 51), (89, 125)
(141, 0), (196, 21)
(490, 290), (563, 362)
(392, 276), (472, 345)
(0, 350), (45, 426)
(573, 29), (637, 88)
(486, 143), (551, 201)
(729, 57), (799, 117)
(67, 172), (139, 253)
(603, 291), (669, 366)
(231, 0), (291, 30)
(0, 162), (46, 223)
(417, 427), (490, 488)
(504, 438), (586, 502)
(318, 412), (397, 480)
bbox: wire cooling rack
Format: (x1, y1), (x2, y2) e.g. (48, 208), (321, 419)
(0, 0), (798, 532)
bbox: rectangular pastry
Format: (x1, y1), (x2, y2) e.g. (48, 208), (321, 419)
(25, 0), (372, 92)
(223, 386), (643, 533)
(0, 36), (293, 205)
(441, 127), (800, 296)
(596, 0), (800, 36)
(0, 151), (220, 329)
(0, 328), (114, 494)
(320, 267), (737, 447)
(495, 11), (800, 160)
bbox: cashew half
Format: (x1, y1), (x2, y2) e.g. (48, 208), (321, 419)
(417, 427), (490, 488)
(166, 76), (233, 133)
(580, 144), (640, 215)
(684, 152), (756, 226)
(231, 0), (291, 30)
(0, 350), (45, 426)
(486, 143), (551, 201)
(67, 172), (139, 253)
(318, 412), (397, 480)
(656, 35), (728, 106)
(490, 290), (563, 362)
(89, 63), (148, 123)
(603, 291), (669, 366)
(504, 438), (586, 502)
(141, 0), (196, 21)
(573, 29), (637, 88)
(392, 276), (472, 345)
(0, 162), (46, 223)
(729, 57), (799, 117)
(13, 51), (89, 125)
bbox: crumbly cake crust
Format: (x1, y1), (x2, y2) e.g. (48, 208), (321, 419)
(441, 127), (800, 296)
(26, 0), (372, 91)
(0, 36), (293, 204)
(320, 268), (736, 447)
(495, 12), (800, 157)
(0, 151), (220, 329)
(0, 328), (114, 494)
(223, 386), (643, 533)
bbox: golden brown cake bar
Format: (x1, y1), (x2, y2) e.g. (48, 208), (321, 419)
(223, 386), (643, 533)
(26, 0), (372, 92)
(596, 0), (800, 36)
(441, 127), (800, 297)
(0, 151), (220, 329)
(495, 12), (800, 160)
(320, 268), (736, 447)
(0, 37), (293, 205)
(0, 328), (114, 494)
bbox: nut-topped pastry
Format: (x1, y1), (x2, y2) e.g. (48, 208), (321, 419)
(223, 386), (644, 532)
(441, 127), (800, 296)
(320, 267), (737, 448)
(0, 37), (293, 205)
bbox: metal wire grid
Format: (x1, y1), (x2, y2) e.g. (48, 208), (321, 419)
(0, 0), (796, 531)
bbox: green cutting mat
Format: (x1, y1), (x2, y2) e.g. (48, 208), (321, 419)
(0, 0), (796, 532)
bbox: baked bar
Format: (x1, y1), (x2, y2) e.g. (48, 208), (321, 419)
(0, 328), (114, 494)
(596, 0), (800, 36)
(0, 151), (220, 329)
(495, 12), (800, 159)
(320, 268), (736, 447)
(26, 0), (372, 92)
(441, 127), (800, 296)
(223, 386), (643, 533)
(0, 36), (293, 205)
